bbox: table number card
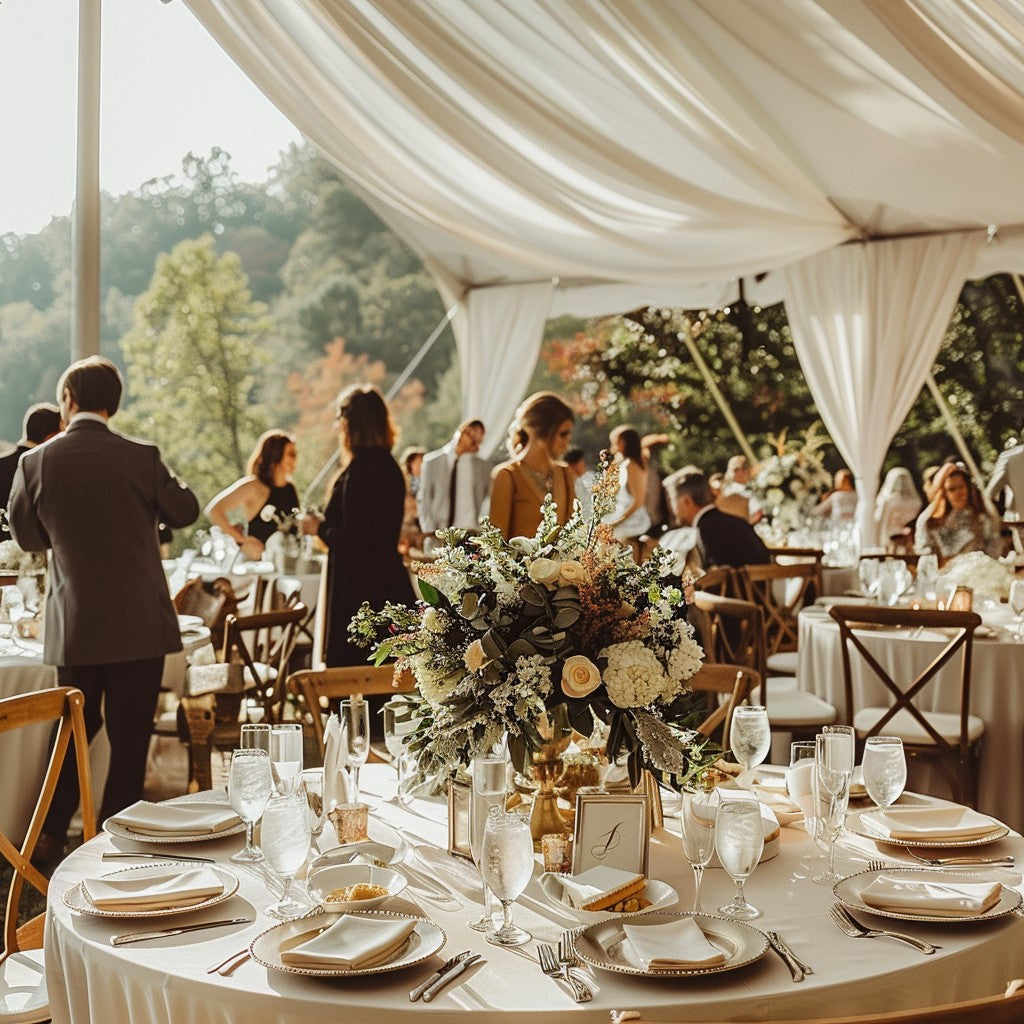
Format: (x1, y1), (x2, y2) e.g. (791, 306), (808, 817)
(572, 793), (649, 876)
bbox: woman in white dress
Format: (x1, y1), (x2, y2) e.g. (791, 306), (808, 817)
(874, 467), (923, 548)
(603, 425), (651, 547)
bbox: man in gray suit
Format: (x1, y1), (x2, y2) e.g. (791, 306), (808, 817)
(9, 356), (198, 863)
(987, 439), (1024, 518)
(418, 419), (490, 552)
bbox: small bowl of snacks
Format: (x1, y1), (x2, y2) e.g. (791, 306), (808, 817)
(538, 866), (678, 924)
(307, 863), (407, 913)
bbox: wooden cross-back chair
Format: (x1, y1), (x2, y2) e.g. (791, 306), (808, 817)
(693, 564), (735, 597)
(827, 604), (983, 806)
(690, 592), (765, 681)
(689, 662), (758, 746)
(738, 562), (818, 659)
(0, 687), (94, 1024)
(286, 664), (416, 760)
(768, 546), (824, 599)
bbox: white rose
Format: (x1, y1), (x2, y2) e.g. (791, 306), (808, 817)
(527, 557), (562, 587)
(558, 560), (589, 587)
(561, 656), (602, 699)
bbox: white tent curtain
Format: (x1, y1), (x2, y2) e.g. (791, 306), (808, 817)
(782, 232), (983, 546)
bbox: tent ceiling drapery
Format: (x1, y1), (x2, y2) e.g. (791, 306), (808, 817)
(183, 0), (1024, 525)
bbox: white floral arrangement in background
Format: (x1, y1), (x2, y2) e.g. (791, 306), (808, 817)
(750, 423), (833, 535)
(0, 538), (46, 575)
(937, 551), (1014, 603)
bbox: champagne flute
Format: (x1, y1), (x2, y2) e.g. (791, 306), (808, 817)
(469, 752), (507, 932)
(729, 705), (770, 788)
(482, 809), (534, 946)
(858, 559), (879, 601)
(680, 786), (719, 913)
(812, 727), (854, 885)
(715, 798), (764, 919)
(788, 740), (821, 850)
(228, 748), (272, 863)
(382, 701), (417, 785)
(301, 768), (326, 839)
(340, 698), (370, 802)
(261, 792), (313, 919)
(269, 723), (303, 795)
(1010, 579), (1024, 642)
(861, 736), (906, 808)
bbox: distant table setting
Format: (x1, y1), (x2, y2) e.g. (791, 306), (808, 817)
(45, 761), (1024, 1023)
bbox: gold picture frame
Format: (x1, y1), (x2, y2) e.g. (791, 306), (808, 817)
(572, 793), (649, 875)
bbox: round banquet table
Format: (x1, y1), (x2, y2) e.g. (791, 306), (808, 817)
(796, 602), (1024, 832)
(45, 766), (1024, 1023)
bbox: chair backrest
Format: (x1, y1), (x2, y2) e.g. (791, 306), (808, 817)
(174, 576), (239, 650)
(768, 545), (824, 600)
(0, 687), (94, 955)
(689, 662), (758, 744)
(690, 592), (766, 681)
(286, 664), (416, 757)
(738, 562), (818, 655)
(827, 604), (980, 792)
(694, 564), (734, 597)
(222, 603), (307, 723)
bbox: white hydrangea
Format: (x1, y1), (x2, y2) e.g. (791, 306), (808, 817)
(666, 622), (704, 685)
(600, 641), (669, 708)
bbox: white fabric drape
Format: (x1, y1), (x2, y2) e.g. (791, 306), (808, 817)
(782, 233), (983, 545)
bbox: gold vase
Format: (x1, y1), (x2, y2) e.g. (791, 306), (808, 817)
(528, 707), (573, 848)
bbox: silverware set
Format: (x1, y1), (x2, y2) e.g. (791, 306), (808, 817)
(409, 950), (483, 1002)
(537, 937), (592, 1002)
(111, 917), (252, 947)
(829, 903), (939, 955)
(766, 930), (813, 982)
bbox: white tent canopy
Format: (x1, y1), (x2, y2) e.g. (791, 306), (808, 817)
(184, 0), (1024, 530)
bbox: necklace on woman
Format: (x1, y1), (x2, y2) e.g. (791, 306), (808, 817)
(521, 461), (554, 494)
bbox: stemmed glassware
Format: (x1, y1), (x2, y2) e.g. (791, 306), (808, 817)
(680, 786), (720, 913)
(812, 726), (855, 885)
(481, 808), (534, 946)
(228, 748), (272, 863)
(340, 698), (370, 802)
(469, 751), (507, 932)
(858, 559), (880, 601)
(715, 798), (764, 919)
(383, 701), (417, 790)
(261, 791), (314, 919)
(269, 723), (303, 795)
(729, 705), (770, 788)
(861, 736), (906, 809)
(1010, 579), (1024, 642)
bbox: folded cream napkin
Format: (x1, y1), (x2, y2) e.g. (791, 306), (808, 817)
(280, 913), (416, 970)
(558, 867), (643, 910)
(323, 715), (351, 812)
(82, 867), (225, 911)
(622, 918), (726, 970)
(107, 801), (241, 837)
(858, 875), (1002, 917)
(863, 806), (1002, 841)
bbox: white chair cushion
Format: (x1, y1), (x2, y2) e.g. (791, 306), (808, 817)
(854, 707), (984, 744)
(766, 651), (800, 676)
(242, 662), (277, 687)
(0, 947), (48, 1023)
(750, 684), (837, 726)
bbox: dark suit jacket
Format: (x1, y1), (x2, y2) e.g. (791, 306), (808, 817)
(696, 506), (771, 569)
(0, 443), (29, 540)
(8, 417), (199, 667)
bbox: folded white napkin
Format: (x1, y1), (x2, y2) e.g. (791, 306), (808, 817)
(858, 875), (1002, 917)
(623, 918), (726, 970)
(82, 867), (225, 911)
(323, 715), (351, 812)
(107, 800), (241, 837)
(558, 866), (642, 910)
(786, 760), (815, 802)
(280, 913), (416, 970)
(863, 806), (1001, 841)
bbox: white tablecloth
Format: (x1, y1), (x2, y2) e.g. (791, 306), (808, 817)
(796, 604), (1024, 831)
(45, 766), (1024, 1023)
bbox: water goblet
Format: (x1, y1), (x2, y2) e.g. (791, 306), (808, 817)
(269, 723), (303, 795)
(261, 791), (314, 919)
(812, 728), (854, 885)
(862, 736), (906, 808)
(729, 705), (770, 788)
(469, 752), (507, 932)
(715, 798), (764, 919)
(680, 786), (720, 913)
(1010, 579), (1024, 642)
(858, 559), (879, 601)
(228, 748), (272, 864)
(482, 809), (534, 946)
(340, 698), (370, 802)
(240, 722), (271, 753)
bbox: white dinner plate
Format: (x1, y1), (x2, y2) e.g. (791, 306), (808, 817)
(834, 868), (1022, 924)
(314, 816), (409, 865)
(63, 863), (239, 919)
(103, 802), (246, 845)
(852, 809), (1009, 849)
(537, 872), (678, 924)
(573, 912), (769, 977)
(249, 910), (445, 977)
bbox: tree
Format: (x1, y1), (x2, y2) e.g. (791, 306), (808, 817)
(118, 235), (272, 509)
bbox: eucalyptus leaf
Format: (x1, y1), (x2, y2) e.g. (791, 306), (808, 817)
(418, 578), (442, 606)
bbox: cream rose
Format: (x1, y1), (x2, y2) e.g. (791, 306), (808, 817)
(464, 639), (490, 672)
(561, 655), (602, 699)
(528, 557), (562, 587)
(558, 560), (589, 587)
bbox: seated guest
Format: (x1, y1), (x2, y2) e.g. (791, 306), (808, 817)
(720, 454), (763, 524)
(874, 467), (922, 548)
(0, 402), (61, 540)
(813, 468), (858, 522)
(641, 434), (672, 535)
(915, 463), (1003, 561)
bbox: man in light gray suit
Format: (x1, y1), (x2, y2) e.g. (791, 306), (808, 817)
(9, 356), (198, 864)
(418, 419), (490, 552)
(987, 439), (1024, 518)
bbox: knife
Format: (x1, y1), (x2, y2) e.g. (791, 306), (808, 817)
(102, 852), (215, 863)
(111, 917), (252, 946)
(409, 950), (472, 1002)
(421, 953), (482, 1002)
(766, 931), (804, 982)
(768, 931), (813, 976)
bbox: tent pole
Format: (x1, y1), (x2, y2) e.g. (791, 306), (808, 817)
(679, 328), (757, 464)
(924, 374), (999, 517)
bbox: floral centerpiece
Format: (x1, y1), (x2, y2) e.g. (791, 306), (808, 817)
(937, 551), (1015, 604)
(350, 458), (714, 794)
(750, 424), (833, 536)
(0, 531), (46, 576)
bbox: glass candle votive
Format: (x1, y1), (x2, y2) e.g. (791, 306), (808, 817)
(328, 802), (369, 844)
(541, 832), (572, 873)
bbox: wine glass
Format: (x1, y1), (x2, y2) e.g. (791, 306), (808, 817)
(481, 809), (534, 946)
(729, 705), (770, 788)
(240, 723), (271, 753)
(269, 723), (303, 795)
(1010, 579), (1024, 642)
(680, 786), (719, 913)
(261, 792), (314, 919)
(812, 727), (854, 885)
(469, 752), (507, 932)
(858, 559), (879, 601)
(383, 701), (417, 785)
(340, 698), (370, 802)
(715, 798), (764, 919)
(862, 736), (906, 809)
(228, 748), (272, 864)
(301, 768), (326, 840)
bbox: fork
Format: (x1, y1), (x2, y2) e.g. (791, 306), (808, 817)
(557, 934), (593, 1000)
(904, 848), (1014, 868)
(538, 943), (591, 1002)
(829, 904), (939, 954)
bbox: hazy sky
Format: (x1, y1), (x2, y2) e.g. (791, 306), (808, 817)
(0, 0), (303, 236)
